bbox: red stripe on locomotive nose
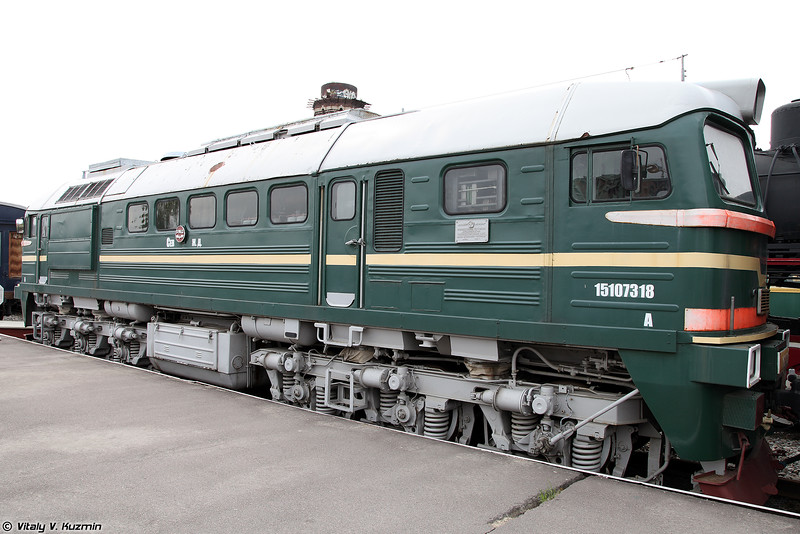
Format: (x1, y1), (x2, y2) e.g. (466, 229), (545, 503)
(684, 307), (765, 331)
(605, 209), (776, 238)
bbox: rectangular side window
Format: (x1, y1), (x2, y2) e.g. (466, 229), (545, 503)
(571, 153), (588, 203)
(444, 164), (506, 214)
(592, 151), (625, 201)
(127, 202), (149, 233)
(226, 190), (258, 227)
(26, 215), (36, 238)
(573, 146), (670, 203)
(189, 194), (216, 229)
(270, 184), (308, 224)
(331, 181), (356, 221)
(155, 197), (180, 231)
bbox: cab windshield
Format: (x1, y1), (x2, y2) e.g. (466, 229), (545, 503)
(703, 124), (756, 206)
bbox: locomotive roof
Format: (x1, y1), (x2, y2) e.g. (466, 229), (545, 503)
(32, 79), (762, 211)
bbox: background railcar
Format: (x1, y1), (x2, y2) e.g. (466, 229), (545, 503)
(0, 202), (24, 318)
(15, 80), (789, 504)
(755, 98), (800, 417)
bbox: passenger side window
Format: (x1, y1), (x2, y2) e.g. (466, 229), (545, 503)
(226, 190), (258, 227)
(127, 202), (149, 233)
(270, 184), (308, 224)
(189, 194), (216, 229)
(155, 197), (180, 231)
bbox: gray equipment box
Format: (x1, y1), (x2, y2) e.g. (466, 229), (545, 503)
(147, 322), (251, 389)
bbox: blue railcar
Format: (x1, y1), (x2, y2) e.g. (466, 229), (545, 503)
(0, 202), (25, 318)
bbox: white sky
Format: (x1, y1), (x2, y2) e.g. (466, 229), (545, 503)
(1, 0), (797, 208)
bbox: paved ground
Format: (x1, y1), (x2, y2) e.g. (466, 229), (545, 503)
(0, 335), (797, 533)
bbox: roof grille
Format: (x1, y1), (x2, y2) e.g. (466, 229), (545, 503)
(56, 178), (115, 204)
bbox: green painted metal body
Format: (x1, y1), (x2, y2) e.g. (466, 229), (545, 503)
(770, 287), (800, 318)
(16, 108), (784, 462)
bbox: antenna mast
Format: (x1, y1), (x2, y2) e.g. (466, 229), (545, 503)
(679, 54), (688, 81)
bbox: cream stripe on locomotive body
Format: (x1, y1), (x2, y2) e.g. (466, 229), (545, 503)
(367, 251), (763, 272)
(91, 248), (769, 338)
(15, 79), (789, 503)
(98, 254), (312, 265)
(92, 250), (763, 271)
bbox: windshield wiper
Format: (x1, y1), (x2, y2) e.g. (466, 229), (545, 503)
(706, 143), (729, 195)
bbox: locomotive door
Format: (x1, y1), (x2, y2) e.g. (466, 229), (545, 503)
(322, 177), (364, 308)
(36, 214), (49, 284)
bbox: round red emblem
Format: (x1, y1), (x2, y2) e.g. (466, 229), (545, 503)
(175, 225), (186, 243)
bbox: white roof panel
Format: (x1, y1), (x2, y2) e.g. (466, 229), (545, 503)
(29, 80), (753, 210)
(119, 127), (343, 200)
(320, 81), (743, 171)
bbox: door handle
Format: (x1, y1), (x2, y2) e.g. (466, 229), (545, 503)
(345, 237), (365, 247)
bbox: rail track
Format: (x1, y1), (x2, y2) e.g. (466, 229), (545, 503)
(765, 427), (800, 512)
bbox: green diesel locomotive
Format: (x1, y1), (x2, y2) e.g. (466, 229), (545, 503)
(16, 79), (788, 503)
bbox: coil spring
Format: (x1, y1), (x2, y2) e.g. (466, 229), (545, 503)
(379, 391), (399, 421)
(282, 371), (295, 401)
(571, 434), (603, 472)
(116, 340), (140, 363)
(511, 413), (538, 443)
(73, 333), (95, 354)
(129, 340), (140, 361)
(111, 342), (123, 362)
(47, 326), (60, 347)
(423, 408), (450, 439)
(315, 386), (336, 415)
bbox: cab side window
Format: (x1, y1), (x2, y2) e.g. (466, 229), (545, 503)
(570, 146), (670, 203)
(571, 153), (588, 203)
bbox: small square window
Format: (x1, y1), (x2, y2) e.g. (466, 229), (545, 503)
(127, 202), (149, 233)
(189, 194), (216, 229)
(227, 190), (258, 227)
(444, 164), (506, 215)
(270, 184), (307, 224)
(155, 198), (180, 231)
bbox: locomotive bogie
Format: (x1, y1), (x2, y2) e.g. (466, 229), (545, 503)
(30, 303), (150, 366)
(248, 342), (647, 473)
